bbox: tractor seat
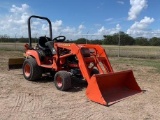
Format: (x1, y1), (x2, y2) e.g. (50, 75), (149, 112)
(38, 36), (56, 55)
(38, 36), (51, 50)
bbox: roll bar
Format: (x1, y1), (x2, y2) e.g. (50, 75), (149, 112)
(28, 15), (52, 48)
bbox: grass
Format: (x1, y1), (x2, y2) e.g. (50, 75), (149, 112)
(0, 50), (23, 57)
(103, 45), (160, 59)
(0, 43), (160, 72)
(111, 57), (160, 73)
(0, 43), (24, 51)
(1, 43), (160, 59)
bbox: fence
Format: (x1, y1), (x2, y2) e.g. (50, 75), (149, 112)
(103, 45), (160, 59)
(0, 42), (160, 59)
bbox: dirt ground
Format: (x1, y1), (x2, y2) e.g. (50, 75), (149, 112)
(0, 51), (160, 120)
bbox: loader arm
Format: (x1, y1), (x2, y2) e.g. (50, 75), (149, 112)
(54, 43), (114, 80)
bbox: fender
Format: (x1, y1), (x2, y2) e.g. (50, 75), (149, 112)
(26, 50), (41, 65)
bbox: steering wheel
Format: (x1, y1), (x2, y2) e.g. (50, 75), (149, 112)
(53, 36), (66, 42)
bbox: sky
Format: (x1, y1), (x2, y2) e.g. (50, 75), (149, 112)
(0, 0), (160, 40)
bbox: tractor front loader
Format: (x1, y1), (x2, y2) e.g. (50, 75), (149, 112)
(8, 15), (142, 106)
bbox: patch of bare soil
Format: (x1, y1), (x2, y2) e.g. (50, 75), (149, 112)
(0, 52), (160, 120)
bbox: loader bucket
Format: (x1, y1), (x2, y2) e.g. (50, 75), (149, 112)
(86, 70), (142, 106)
(8, 58), (24, 70)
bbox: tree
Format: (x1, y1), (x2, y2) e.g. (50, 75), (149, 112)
(116, 32), (135, 45)
(75, 38), (87, 44)
(135, 37), (149, 46)
(103, 35), (117, 45)
(103, 31), (135, 45)
(90, 39), (102, 44)
(149, 37), (160, 46)
(0, 34), (10, 42)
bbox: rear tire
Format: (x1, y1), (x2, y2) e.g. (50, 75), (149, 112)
(54, 71), (71, 91)
(22, 57), (42, 81)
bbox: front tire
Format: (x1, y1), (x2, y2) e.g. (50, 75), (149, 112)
(54, 71), (71, 91)
(22, 57), (42, 81)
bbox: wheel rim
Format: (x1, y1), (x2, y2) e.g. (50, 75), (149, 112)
(56, 76), (62, 88)
(24, 63), (31, 77)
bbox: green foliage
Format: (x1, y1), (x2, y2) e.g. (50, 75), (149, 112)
(72, 38), (102, 44)
(149, 37), (160, 46)
(119, 33), (135, 45)
(75, 38), (87, 44)
(103, 35), (118, 45)
(1, 32), (160, 46)
(135, 37), (149, 46)
(103, 32), (135, 45)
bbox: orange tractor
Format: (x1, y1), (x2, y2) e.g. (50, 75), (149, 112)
(9, 15), (142, 106)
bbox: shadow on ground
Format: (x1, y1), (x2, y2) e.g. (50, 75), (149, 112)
(31, 74), (87, 92)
